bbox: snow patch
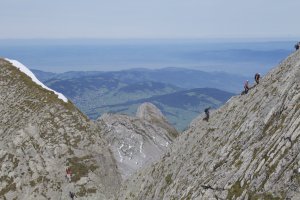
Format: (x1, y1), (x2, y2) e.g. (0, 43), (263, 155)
(118, 144), (124, 163)
(5, 59), (68, 103)
(139, 141), (146, 158)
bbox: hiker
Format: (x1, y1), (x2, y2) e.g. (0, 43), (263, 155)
(244, 80), (250, 94)
(66, 167), (72, 182)
(69, 191), (76, 200)
(203, 107), (211, 122)
(295, 42), (300, 51)
(254, 73), (260, 84)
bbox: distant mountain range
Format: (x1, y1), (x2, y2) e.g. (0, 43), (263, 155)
(3, 40), (292, 74)
(32, 68), (237, 130)
(33, 68), (248, 93)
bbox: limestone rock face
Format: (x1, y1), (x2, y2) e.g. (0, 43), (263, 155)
(118, 51), (300, 199)
(97, 103), (178, 179)
(137, 102), (178, 138)
(0, 59), (121, 200)
(136, 102), (166, 121)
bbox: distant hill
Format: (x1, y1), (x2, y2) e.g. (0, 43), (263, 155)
(43, 76), (181, 120)
(104, 68), (248, 93)
(31, 69), (57, 81)
(33, 67), (249, 93)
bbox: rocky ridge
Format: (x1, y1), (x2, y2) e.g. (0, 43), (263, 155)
(136, 103), (178, 138)
(97, 102), (178, 179)
(0, 59), (121, 199)
(118, 51), (300, 199)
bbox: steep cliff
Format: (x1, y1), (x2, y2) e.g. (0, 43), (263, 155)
(97, 103), (178, 179)
(118, 51), (300, 199)
(0, 59), (121, 199)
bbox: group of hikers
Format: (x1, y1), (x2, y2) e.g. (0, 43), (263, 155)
(203, 39), (299, 121)
(203, 72), (261, 122)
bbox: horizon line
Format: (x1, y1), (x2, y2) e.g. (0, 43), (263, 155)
(29, 66), (250, 76)
(0, 37), (298, 41)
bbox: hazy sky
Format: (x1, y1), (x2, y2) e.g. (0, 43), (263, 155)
(1, 0), (299, 39)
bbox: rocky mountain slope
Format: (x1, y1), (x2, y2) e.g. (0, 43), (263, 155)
(96, 103), (178, 180)
(0, 59), (121, 199)
(118, 51), (300, 199)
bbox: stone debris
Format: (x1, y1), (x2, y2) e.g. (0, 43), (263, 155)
(96, 102), (178, 179)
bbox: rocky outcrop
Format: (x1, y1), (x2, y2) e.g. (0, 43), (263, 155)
(118, 51), (300, 199)
(97, 103), (178, 179)
(136, 102), (166, 121)
(0, 59), (121, 199)
(136, 103), (179, 137)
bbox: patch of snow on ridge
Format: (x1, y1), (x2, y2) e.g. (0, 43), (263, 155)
(5, 58), (68, 103)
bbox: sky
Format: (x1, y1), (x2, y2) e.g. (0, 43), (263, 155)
(1, 0), (300, 39)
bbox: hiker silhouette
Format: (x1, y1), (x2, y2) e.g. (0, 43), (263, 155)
(203, 107), (211, 122)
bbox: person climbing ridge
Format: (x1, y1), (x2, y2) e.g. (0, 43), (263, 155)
(244, 80), (250, 94)
(254, 73), (260, 84)
(295, 42), (300, 51)
(66, 167), (72, 182)
(203, 107), (211, 122)
(69, 191), (76, 200)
